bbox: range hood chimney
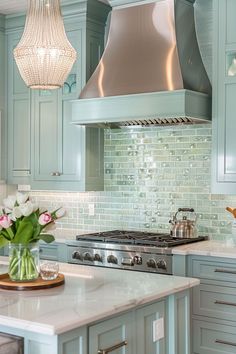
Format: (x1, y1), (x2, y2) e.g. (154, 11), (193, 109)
(72, 0), (211, 128)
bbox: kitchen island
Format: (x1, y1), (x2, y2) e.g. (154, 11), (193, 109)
(0, 258), (199, 354)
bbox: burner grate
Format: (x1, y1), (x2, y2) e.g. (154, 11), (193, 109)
(76, 230), (206, 247)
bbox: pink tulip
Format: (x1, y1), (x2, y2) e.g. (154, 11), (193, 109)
(38, 212), (52, 226)
(0, 214), (12, 229)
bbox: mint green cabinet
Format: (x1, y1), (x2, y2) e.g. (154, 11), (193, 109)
(212, 0), (236, 193)
(39, 242), (60, 261)
(193, 320), (236, 354)
(89, 302), (166, 354)
(39, 242), (68, 262)
(89, 312), (134, 354)
(30, 6), (107, 191)
(6, 31), (31, 185)
(6, 0), (109, 191)
(136, 301), (166, 354)
(32, 89), (59, 183)
(89, 292), (190, 354)
(188, 255), (236, 353)
(193, 283), (236, 322)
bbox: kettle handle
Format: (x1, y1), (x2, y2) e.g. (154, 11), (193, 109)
(173, 208), (197, 222)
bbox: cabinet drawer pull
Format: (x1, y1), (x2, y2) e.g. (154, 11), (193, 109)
(51, 172), (61, 176)
(215, 339), (236, 347)
(214, 300), (236, 307)
(214, 268), (236, 275)
(97, 340), (127, 354)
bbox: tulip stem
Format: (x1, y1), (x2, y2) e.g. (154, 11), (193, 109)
(8, 246), (38, 281)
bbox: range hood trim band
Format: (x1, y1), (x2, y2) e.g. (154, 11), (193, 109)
(71, 89), (211, 127)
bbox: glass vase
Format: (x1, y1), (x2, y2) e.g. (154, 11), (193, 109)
(8, 243), (39, 282)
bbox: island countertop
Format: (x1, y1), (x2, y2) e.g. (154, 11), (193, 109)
(0, 260), (199, 335)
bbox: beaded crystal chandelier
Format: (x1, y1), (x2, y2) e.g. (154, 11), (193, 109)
(13, 0), (77, 90)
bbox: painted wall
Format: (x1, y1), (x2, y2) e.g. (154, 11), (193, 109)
(28, 123), (236, 241)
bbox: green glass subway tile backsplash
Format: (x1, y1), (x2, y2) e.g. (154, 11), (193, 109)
(29, 124), (236, 240)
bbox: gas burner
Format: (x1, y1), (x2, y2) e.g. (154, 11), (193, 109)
(76, 230), (205, 247)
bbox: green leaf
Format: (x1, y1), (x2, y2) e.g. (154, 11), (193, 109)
(6, 227), (15, 240)
(0, 235), (9, 248)
(0, 230), (11, 241)
(12, 220), (34, 244)
(32, 223), (41, 239)
(14, 213), (42, 242)
(38, 234), (55, 244)
(26, 213), (43, 239)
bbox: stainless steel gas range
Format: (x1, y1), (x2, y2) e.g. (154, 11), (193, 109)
(67, 230), (206, 275)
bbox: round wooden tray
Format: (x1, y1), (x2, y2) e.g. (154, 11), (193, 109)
(0, 273), (65, 291)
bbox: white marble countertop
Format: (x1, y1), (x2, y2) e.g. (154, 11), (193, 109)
(50, 228), (93, 243)
(173, 239), (236, 258)
(0, 260), (199, 336)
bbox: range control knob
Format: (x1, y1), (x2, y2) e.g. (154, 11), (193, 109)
(133, 255), (142, 265)
(107, 255), (118, 264)
(72, 251), (82, 260)
(94, 253), (102, 262)
(83, 252), (93, 261)
(146, 258), (156, 268)
(156, 260), (167, 270)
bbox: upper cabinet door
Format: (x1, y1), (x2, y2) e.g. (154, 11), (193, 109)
(31, 24), (104, 191)
(32, 89), (61, 182)
(212, 0), (236, 193)
(32, 28), (83, 185)
(6, 1), (110, 191)
(60, 28), (84, 183)
(7, 32), (31, 185)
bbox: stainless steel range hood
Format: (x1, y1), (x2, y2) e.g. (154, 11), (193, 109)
(71, 0), (211, 128)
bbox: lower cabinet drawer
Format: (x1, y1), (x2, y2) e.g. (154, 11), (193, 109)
(89, 313), (134, 354)
(193, 283), (236, 321)
(39, 245), (58, 260)
(193, 319), (236, 354)
(192, 259), (236, 284)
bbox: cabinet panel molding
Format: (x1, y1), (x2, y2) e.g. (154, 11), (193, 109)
(6, 1), (110, 191)
(212, 0), (236, 193)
